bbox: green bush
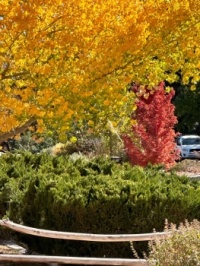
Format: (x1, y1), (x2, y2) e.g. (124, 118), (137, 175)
(148, 219), (200, 266)
(0, 152), (199, 258)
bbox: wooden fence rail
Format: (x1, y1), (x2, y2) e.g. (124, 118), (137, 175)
(0, 219), (168, 265)
(0, 255), (148, 265)
(0, 219), (170, 242)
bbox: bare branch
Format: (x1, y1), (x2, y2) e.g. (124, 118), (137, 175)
(0, 117), (36, 143)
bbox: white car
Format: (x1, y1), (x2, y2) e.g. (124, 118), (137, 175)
(176, 135), (200, 159)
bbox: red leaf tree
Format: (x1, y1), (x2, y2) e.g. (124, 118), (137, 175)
(123, 82), (179, 168)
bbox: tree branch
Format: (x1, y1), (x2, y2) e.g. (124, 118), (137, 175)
(0, 116), (37, 144)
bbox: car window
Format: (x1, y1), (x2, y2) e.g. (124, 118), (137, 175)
(182, 138), (200, 145)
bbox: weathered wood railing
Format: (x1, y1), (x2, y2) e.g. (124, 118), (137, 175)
(0, 219), (171, 265)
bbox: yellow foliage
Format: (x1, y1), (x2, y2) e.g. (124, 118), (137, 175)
(190, 85), (196, 91)
(0, 0), (200, 135)
(70, 136), (77, 143)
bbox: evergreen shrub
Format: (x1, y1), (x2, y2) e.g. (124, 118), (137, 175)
(0, 152), (199, 258)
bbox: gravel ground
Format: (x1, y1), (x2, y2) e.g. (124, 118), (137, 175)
(173, 159), (200, 178)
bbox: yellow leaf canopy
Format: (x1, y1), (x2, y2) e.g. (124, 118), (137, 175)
(0, 0), (200, 137)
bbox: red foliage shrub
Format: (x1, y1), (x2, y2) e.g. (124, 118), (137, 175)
(123, 82), (179, 168)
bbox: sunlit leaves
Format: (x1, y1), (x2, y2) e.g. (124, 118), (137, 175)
(0, 0), (200, 138)
(123, 82), (178, 168)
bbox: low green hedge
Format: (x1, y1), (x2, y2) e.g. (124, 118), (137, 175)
(0, 152), (199, 257)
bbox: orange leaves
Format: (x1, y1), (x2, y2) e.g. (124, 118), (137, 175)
(123, 83), (178, 168)
(0, 0), (200, 136)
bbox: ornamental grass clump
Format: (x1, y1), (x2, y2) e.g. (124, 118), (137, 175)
(148, 219), (200, 266)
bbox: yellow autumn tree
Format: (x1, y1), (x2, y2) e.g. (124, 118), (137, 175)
(0, 0), (200, 141)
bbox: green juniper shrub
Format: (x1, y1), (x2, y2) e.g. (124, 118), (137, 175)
(0, 153), (199, 258)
